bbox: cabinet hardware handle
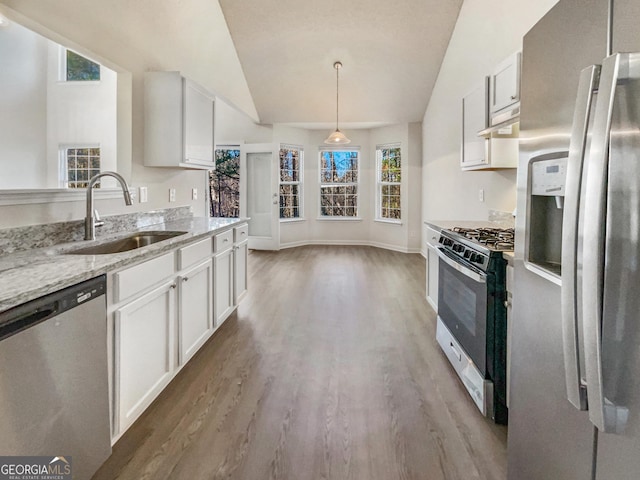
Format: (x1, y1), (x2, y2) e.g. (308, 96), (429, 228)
(170, 284), (177, 289)
(183, 277), (189, 282)
(224, 238), (229, 242)
(510, 95), (517, 100)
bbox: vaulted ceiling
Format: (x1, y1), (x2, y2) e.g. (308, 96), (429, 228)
(218, 0), (463, 128)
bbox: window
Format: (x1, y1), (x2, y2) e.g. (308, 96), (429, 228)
(209, 147), (240, 217)
(63, 147), (101, 189)
(279, 145), (303, 219)
(319, 149), (359, 218)
(377, 144), (401, 221)
(65, 50), (100, 81)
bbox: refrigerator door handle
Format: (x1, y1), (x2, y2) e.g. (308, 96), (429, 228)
(582, 53), (622, 432)
(561, 65), (600, 411)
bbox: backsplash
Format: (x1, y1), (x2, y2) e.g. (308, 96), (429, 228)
(488, 209), (515, 227)
(0, 206), (193, 255)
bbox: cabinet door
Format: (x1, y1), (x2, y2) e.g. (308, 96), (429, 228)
(178, 259), (213, 365)
(115, 281), (176, 434)
(491, 52), (521, 114)
(234, 240), (248, 305)
(427, 245), (439, 311)
(461, 78), (489, 169)
(214, 248), (234, 326)
(183, 79), (214, 167)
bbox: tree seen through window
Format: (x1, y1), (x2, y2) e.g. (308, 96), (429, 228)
(210, 148), (240, 217)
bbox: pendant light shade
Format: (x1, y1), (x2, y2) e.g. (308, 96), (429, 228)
(324, 61), (351, 145)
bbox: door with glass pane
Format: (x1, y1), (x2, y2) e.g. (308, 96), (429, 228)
(242, 143), (279, 250)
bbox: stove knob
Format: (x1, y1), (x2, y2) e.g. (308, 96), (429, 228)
(469, 252), (477, 262)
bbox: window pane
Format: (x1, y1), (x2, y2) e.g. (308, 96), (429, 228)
(65, 147), (100, 189)
(378, 146), (401, 220)
(66, 50), (100, 81)
(279, 148), (300, 182)
(320, 150), (358, 217)
(210, 149), (240, 217)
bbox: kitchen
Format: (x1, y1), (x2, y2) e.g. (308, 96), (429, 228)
(0, 0), (639, 478)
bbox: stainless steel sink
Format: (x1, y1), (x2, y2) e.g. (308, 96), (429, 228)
(65, 231), (188, 255)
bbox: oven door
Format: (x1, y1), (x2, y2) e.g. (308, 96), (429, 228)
(437, 247), (489, 374)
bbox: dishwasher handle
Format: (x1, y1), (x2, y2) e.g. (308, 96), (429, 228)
(0, 302), (59, 341)
(0, 274), (106, 342)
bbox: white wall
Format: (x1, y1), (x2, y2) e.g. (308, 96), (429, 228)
(0, 0), (257, 228)
(216, 99), (272, 145)
(0, 20), (47, 188)
(421, 0), (560, 237)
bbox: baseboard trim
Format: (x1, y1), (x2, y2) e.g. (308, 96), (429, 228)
(279, 240), (421, 254)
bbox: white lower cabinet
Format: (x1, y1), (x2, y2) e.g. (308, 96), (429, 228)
(111, 225), (249, 440)
(214, 247), (234, 326)
(427, 246), (439, 311)
(178, 259), (213, 365)
(233, 223), (249, 306)
(425, 226), (440, 311)
(115, 280), (176, 434)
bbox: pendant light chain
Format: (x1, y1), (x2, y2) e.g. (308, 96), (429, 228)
(335, 62), (340, 130)
(324, 61), (350, 144)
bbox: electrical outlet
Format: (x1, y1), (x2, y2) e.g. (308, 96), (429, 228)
(139, 186), (148, 203)
(169, 188), (176, 202)
(192, 188), (198, 200)
(479, 189), (485, 202)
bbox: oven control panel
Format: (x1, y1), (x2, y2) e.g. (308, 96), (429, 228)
(438, 235), (489, 270)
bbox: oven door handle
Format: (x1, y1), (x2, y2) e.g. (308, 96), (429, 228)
(436, 248), (486, 284)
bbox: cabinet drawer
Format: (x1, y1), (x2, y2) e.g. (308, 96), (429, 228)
(178, 237), (212, 270)
(234, 224), (248, 243)
(426, 226), (441, 247)
(113, 252), (175, 303)
(213, 230), (234, 253)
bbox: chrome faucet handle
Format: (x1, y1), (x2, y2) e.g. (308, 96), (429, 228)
(94, 209), (105, 228)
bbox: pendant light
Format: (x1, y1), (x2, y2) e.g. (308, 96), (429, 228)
(324, 61), (351, 145)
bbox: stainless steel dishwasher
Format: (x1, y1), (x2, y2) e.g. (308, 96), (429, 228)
(0, 275), (111, 480)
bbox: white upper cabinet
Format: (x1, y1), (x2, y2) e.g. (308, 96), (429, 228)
(144, 72), (215, 169)
(490, 52), (521, 121)
(461, 78), (489, 169)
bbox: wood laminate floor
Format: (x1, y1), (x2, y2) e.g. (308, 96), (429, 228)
(93, 246), (507, 480)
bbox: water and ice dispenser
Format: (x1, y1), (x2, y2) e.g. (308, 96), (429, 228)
(526, 152), (569, 278)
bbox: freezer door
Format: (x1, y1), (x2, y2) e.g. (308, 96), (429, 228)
(508, 0), (607, 477)
(590, 52), (640, 480)
(612, 0), (640, 55)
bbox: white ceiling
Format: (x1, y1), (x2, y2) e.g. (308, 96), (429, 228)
(218, 0), (463, 129)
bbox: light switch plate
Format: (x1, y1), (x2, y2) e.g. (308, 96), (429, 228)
(169, 188), (176, 202)
(192, 188), (198, 200)
(139, 186), (148, 203)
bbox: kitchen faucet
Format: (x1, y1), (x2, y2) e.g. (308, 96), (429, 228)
(85, 171), (133, 240)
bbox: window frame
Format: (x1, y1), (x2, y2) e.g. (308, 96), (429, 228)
(376, 143), (402, 223)
(58, 47), (101, 83)
(318, 147), (360, 220)
(59, 144), (101, 189)
(209, 145), (241, 218)
(279, 144), (304, 221)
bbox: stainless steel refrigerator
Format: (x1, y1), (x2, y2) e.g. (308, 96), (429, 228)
(509, 0), (640, 478)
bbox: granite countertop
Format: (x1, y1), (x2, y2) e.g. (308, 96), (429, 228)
(0, 216), (246, 312)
